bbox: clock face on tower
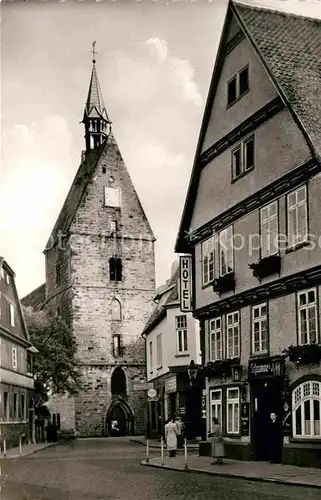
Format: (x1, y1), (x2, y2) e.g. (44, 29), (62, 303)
(104, 187), (121, 208)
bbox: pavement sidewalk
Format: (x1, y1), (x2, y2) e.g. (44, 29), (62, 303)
(130, 436), (199, 450)
(141, 454), (321, 489)
(0, 442), (55, 460)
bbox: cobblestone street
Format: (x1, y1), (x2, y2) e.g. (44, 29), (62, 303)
(1, 439), (319, 500)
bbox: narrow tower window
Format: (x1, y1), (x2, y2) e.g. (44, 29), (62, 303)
(109, 257), (122, 281)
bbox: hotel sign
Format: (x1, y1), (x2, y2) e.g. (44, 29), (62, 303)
(179, 255), (192, 312)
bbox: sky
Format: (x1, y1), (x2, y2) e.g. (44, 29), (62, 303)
(1, 0), (321, 298)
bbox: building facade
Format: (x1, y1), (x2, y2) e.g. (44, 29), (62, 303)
(0, 258), (36, 449)
(175, 3), (321, 466)
(22, 52), (156, 437)
(143, 262), (201, 438)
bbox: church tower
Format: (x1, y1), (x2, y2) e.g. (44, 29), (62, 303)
(35, 44), (156, 436)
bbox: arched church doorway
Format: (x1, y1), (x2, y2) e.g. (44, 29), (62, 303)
(105, 398), (134, 437)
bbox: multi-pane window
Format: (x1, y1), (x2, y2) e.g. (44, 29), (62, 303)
(10, 304), (15, 327)
(287, 186), (308, 248)
(176, 315), (188, 353)
(252, 303), (268, 353)
(232, 136), (254, 180)
(293, 381), (321, 439)
(227, 387), (240, 434)
(227, 65), (249, 106)
(20, 394), (26, 421)
(210, 317), (223, 361)
(149, 341), (153, 372)
(226, 312), (240, 359)
(112, 335), (121, 357)
(260, 201), (278, 258)
(156, 333), (163, 367)
(210, 389), (222, 432)
(297, 289), (318, 344)
(219, 226), (233, 276)
(12, 347), (17, 370)
(13, 393), (18, 420)
(202, 237), (214, 285)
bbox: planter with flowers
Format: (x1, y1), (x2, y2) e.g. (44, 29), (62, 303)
(282, 343), (321, 368)
(197, 357), (240, 381)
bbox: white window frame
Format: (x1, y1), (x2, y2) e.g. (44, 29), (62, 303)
(202, 237), (214, 285)
(176, 315), (188, 353)
(287, 186), (308, 248)
(12, 347), (17, 370)
(210, 317), (223, 361)
(156, 333), (162, 368)
(9, 303), (15, 327)
(297, 288), (318, 345)
(232, 136), (254, 180)
(226, 311), (240, 359)
(292, 381), (321, 439)
(251, 303), (268, 354)
(227, 65), (249, 107)
(226, 387), (240, 435)
(260, 201), (279, 258)
(149, 341), (153, 373)
(219, 226), (234, 276)
(210, 389), (222, 432)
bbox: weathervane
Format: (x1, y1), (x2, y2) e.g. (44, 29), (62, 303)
(91, 41), (98, 63)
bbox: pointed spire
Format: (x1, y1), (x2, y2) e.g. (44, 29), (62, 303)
(82, 42), (111, 152)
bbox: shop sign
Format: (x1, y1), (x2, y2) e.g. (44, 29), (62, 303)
(240, 402), (250, 436)
(165, 375), (177, 393)
(179, 406), (186, 415)
(248, 358), (273, 378)
(133, 382), (154, 391)
(179, 255), (192, 312)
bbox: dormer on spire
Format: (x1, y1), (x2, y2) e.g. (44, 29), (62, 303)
(82, 42), (111, 151)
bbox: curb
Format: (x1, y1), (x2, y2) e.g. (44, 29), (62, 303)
(140, 461), (321, 490)
(130, 440), (199, 451)
(0, 442), (57, 460)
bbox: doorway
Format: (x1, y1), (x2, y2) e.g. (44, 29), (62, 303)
(251, 378), (282, 461)
(105, 398), (134, 437)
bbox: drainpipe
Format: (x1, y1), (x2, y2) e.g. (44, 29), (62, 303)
(141, 331), (150, 439)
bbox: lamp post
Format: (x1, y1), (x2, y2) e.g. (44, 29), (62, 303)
(270, 355), (285, 377)
(187, 360), (198, 386)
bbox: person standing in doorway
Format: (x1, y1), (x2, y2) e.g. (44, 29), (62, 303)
(175, 416), (184, 448)
(165, 417), (178, 457)
(268, 412), (283, 463)
(211, 417), (225, 464)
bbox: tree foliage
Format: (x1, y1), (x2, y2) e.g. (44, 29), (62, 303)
(23, 306), (83, 404)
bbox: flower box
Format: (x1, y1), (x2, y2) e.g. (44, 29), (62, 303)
(282, 343), (321, 367)
(249, 254), (281, 280)
(213, 272), (235, 294)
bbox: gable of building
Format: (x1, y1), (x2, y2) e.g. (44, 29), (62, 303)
(175, 1), (321, 252)
(21, 283), (46, 310)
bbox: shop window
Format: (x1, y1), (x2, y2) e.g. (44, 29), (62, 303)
(292, 381), (321, 439)
(226, 387), (240, 434)
(297, 288), (318, 345)
(226, 311), (240, 359)
(13, 393), (18, 420)
(176, 315), (188, 353)
(202, 237), (214, 285)
(219, 226), (233, 276)
(210, 389), (222, 432)
(287, 186), (308, 248)
(251, 303), (268, 354)
(20, 394), (26, 420)
(3, 392), (8, 421)
(210, 317), (223, 361)
(260, 201), (279, 258)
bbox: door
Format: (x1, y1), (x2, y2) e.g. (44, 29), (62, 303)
(252, 379), (282, 460)
(109, 406), (127, 436)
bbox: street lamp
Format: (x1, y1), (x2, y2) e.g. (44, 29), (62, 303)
(231, 362), (243, 382)
(187, 360), (198, 386)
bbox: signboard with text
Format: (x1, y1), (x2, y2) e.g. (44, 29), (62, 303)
(179, 255), (192, 312)
(241, 402), (250, 436)
(248, 358), (273, 379)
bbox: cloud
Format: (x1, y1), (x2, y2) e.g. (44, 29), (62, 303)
(145, 37), (168, 64)
(170, 57), (203, 107)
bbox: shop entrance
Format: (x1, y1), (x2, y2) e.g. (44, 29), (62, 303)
(251, 378), (282, 461)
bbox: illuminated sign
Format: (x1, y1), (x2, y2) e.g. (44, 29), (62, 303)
(179, 255), (192, 312)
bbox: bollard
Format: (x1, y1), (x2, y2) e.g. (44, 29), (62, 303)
(184, 438), (188, 470)
(146, 438), (149, 463)
(161, 436), (164, 466)
(19, 436), (22, 456)
(3, 439), (6, 458)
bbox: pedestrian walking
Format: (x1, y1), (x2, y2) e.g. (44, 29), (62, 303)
(268, 412), (283, 463)
(175, 416), (184, 448)
(165, 417), (178, 457)
(211, 417), (224, 464)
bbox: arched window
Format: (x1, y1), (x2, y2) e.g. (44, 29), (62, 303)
(111, 299), (121, 321)
(292, 381), (321, 438)
(111, 367), (126, 395)
(109, 257), (122, 281)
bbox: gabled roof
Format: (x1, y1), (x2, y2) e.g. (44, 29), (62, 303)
(21, 283), (46, 310)
(83, 63), (110, 123)
(142, 265), (180, 336)
(44, 142), (105, 250)
(175, 1), (321, 253)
